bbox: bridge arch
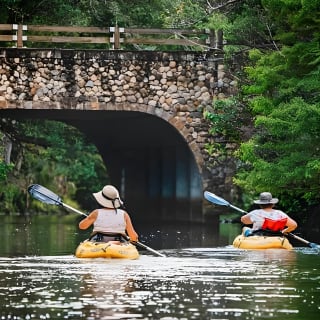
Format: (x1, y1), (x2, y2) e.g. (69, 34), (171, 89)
(0, 48), (237, 222)
(74, 100), (205, 172)
(1, 104), (203, 222)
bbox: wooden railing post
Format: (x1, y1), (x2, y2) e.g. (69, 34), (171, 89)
(110, 26), (124, 49)
(114, 26), (120, 49)
(206, 29), (216, 49)
(206, 29), (223, 50)
(217, 30), (223, 50)
(17, 24), (23, 47)
(12, 24), (27, 47)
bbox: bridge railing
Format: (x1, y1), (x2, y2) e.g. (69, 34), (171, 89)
(0, 24), (223, 51)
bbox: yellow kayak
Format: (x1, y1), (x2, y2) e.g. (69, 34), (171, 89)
(75, 240), (139, 259)
(233, 234), (293, 250)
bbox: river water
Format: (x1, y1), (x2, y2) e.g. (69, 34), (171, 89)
(1, 215), (319, 320)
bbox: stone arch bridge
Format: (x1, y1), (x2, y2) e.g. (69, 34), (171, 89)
(0, 48), (237, 222)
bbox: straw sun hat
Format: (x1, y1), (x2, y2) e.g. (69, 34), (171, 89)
(93, 185), (123, 209)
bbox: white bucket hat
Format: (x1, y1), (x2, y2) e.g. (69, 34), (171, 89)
(253, 192), (278, 204)
(93, 185), (123, 209)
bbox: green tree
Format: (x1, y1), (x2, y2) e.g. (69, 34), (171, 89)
(87, 0), (172, 27)
(1, 0), (182, 27)
(1, 0), (89, 25)
(23, 120), (109, 208)
(204, 98), (252, 167)
(234, 0), (320, 214)
(0, 119), (108, 213)
(0, 132), (14, 181)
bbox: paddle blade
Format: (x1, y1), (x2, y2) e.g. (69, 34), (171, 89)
(28, 184), (62, 206)
(309, 242), (320, 250)
(204, 191), (230, 206)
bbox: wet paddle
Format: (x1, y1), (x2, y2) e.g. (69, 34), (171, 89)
(28, 184), (166, 257)
(204, 190), (320, 250)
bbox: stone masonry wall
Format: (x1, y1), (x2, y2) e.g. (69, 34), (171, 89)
(0, 48), (237, 193)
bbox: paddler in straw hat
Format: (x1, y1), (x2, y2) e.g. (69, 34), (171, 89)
(241, 192), (298, 237)
(79, 185), (139, 243)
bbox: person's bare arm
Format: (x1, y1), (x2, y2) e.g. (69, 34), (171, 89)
(282, 217), (298, 234)
(241, 214), (253, 225)
(79, 210), (98, 229)
(124, 212), (138, 241)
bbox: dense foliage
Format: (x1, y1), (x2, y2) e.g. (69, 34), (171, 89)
(199, 0), (320, 216)
(1, 0), (207, 27)
(0, 119), (108, 213)
(233, 0), (320, 214)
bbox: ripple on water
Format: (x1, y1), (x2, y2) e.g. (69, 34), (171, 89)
(0, 246), (319, 319)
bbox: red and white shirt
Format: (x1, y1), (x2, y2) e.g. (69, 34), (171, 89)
(247, 209), (288, 231)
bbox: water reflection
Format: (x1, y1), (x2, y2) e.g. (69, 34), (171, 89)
(1, 248), (320, 319)
(0, 214), (240, 256)
(1, 215), (320, 319)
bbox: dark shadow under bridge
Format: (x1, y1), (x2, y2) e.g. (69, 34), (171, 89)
(1, 108), (204, 223)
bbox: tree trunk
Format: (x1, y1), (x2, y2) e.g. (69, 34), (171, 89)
(3, 135), (12, 164)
